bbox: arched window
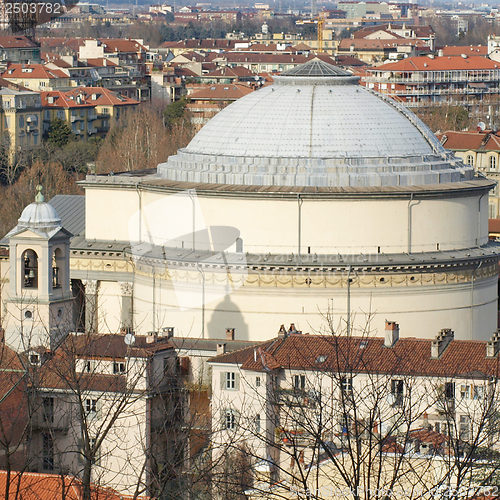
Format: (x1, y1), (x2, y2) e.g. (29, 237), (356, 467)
(490, 156), (497, 170)
(235, 237), (243, 253)
(22, 249), (38, 289)
(466, 155), (474, 166)
(52, 248), (63, 289)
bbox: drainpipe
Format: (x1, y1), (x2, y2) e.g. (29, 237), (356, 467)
(407, 194), (419, 254)
(297, 194), (303, 261)
(477, 192), (486, 246)
(471, 260), (483, 338)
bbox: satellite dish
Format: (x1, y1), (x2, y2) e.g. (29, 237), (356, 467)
(124, 332), (136, 346)
(478, 122), (486, 132)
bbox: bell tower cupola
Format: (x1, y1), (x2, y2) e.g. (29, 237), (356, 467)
(4, 186), (74, 351)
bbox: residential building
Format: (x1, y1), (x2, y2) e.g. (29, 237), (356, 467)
(41, 87), (139, 139)
(337, 37), (431, 63)
(0, 85), (42, 157)
(0, 35), (41, 64)
(186, 83), (255, 126)
(363, 55), (500, 107)
(1, 63), (71, 92)
(209, 323), (500, 497)
(437, 130), (500, 218)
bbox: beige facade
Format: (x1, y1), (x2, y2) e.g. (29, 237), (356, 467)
(0, 88), (42, 158)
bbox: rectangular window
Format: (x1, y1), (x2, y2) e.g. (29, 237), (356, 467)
(445, 382), (455, 400)
(341, 376), (353, 394)
(459, 415), (470, 440)
(255, 414), (261, 433)
(391, 379), (404, 406)
(42, 433), (54, 470)
(474, 385), (485, 400)
(42, 397), (54, 423)
(460, 384), (471, 400)
(255, 376), (261, 387)
(226, 372), (236, 390)
(225, 410), (236, 430)
(113, 361), (125, 374)
(293, 374), (305, 390)
(85, 398), (97, 414)
(84, 360), (92, 373)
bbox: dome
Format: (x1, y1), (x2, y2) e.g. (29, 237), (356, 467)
(157, 59), (474, 188)
(18, 186), (61, 230)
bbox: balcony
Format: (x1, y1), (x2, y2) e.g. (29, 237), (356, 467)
(32, 412), (70, 432)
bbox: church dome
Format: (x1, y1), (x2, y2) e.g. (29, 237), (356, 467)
(18, 186), (61, 230)
(157, 58), (474, 188)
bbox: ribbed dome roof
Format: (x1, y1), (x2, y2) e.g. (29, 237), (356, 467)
(157, 59), (474, 188)
(18, 186), (61, 230)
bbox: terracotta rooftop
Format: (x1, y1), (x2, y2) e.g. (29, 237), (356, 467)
(440, 45), (488, 56)
(2, 63), (68, 80)
(41, 87), (139, 108)
(339, 38), (429, 50)
(209, 330), (500, 378)
(370, 55), (500, 72)
(0, 470), (149, 499)
(187, 82), (254, 100)
(489, 218), (500, 234)
(0, 35), (39, 48)
(203, 65), (255, 78)
(98, 38), (147, 53)
(437, 130), (500, 152)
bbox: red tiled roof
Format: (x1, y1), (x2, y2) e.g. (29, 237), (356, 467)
(210, 333), (500, 379)
(203, 65), (255, 78)
(41, 87), (139, 108)
(0, 470), (149, 499)
(187, 83), (254, 100)
(0, 35), (39, 48)
(98, 38), (147, 53)
(440, 45), (488, 56)
(371, 55), (500, 72)
(2, 63), (68, 80)
(85, 57), (118, 67)
(338, 38), (429, 50)
(489, 218), (500, 234)
(437, 130), (500, 152)
(409, 428), (448, 447)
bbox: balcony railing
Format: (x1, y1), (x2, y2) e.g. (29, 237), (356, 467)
(32, 412), (70, 432)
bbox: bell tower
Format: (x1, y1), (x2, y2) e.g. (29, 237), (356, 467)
(3, 186), (74, 351)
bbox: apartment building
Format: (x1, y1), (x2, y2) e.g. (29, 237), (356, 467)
(438, 130), (500, 218)
(28, 333), (175, 496)
(363, 55), (500, 107)
(209, 323), (500, 497)
(0, 35), (41, 64)
(41, 87), (139, 139)
(1, 63), (71, 92)
(0, 85), (42, 156)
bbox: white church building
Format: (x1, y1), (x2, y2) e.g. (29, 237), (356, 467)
(1, 58), (499, 350)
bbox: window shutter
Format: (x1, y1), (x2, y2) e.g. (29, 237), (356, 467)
(220, 371), (226, 390)
(234, 373), (240, 391)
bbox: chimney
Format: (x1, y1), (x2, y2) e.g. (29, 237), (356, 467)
(217, 343), (226, 355)
(431, 328), (454, 359)
(288, 323), (298, 334)
(278, 324), (287, 338)
(486, 330), (500, 358)
(226, 328), (235, 341)
(384, 320), (399, 348)
(146, 332), (157, 343)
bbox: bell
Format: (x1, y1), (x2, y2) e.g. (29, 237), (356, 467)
(29, 269), (35, 279)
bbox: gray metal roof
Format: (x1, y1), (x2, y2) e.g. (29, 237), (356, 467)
(280, 58), (352, 77)
(157, 60), (474, 188)
(49, 195), (85, 238)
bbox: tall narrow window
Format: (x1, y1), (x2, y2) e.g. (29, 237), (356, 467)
(490, 156), (497, 170)
(466, 155), (474, 166)
(42, 433), (54, 470)
(22, 249), (38, 289)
